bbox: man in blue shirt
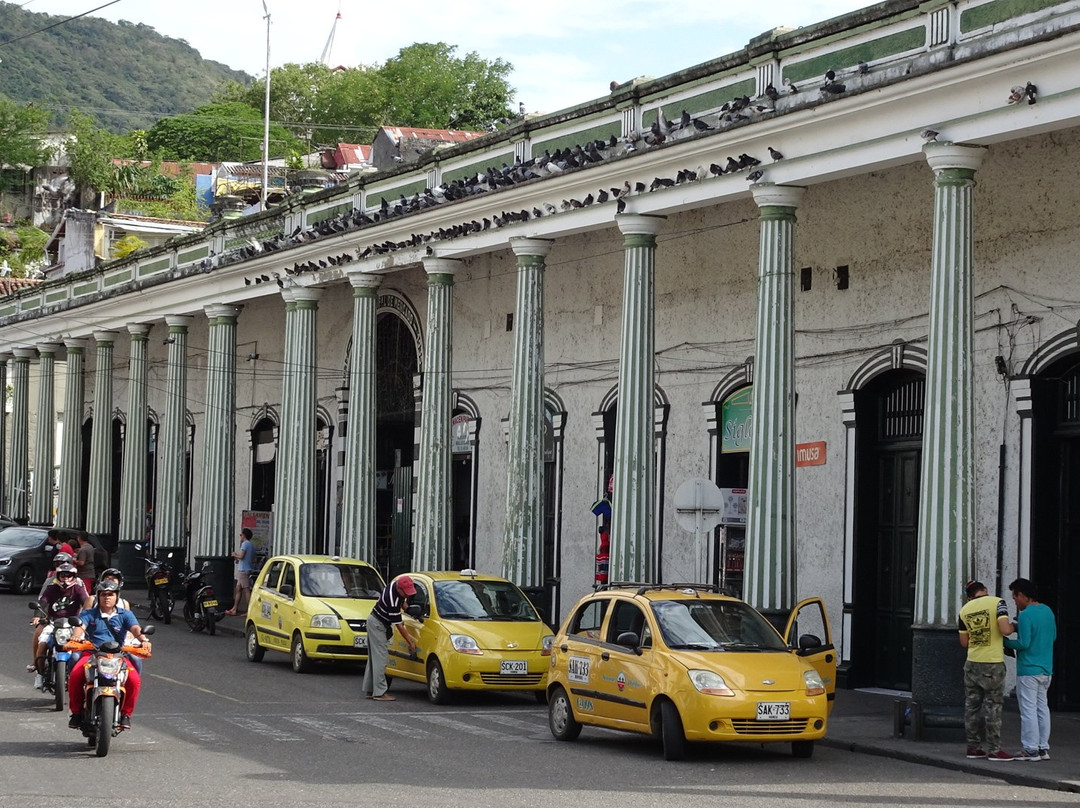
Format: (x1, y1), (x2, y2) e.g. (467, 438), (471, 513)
(226, 528), (257, 616)
(1004, 577), (1057, 761)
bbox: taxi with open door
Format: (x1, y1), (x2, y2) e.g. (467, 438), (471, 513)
(547, 583), (835, 760)
(244, 554), (384, 672)
(385, 570), (555, 703)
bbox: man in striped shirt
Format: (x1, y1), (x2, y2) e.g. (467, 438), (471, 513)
(363, 576), (418, 701)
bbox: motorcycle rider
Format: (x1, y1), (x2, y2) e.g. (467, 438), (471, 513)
(28, 563), (90, 684)
(37, 552), (76, 599)
(67, 579), (152, 731)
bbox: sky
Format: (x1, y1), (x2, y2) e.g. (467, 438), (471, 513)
(15, 0), (874, 118)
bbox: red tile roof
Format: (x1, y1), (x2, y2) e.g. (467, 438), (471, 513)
(0, 277), (43, 297)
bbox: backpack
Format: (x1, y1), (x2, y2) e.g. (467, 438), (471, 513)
(94, 545), (109, 571)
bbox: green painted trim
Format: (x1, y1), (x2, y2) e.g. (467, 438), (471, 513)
(0, 304), (15, 318)
(45, 289), (69, 304)
(168, 323), (190, 335)
(516, 254), (546, 269)
(784, 27), (926, 84)
(426, 272), (455, 286)
(209, 315), (238, 326)
(961, 0), (1063, 33)
(642, 78), (756, 125)
(758, 205), (798, 221)
(103, 269), (132, 287)
(19, 296), (41, 312)
(353, 284), (379, 298)
(66, 346), (84, 355)
(307, 202), (353, 224)
(178, 245), (210, 263)
(622, 233), (657, 249)
(934, 167), (977, 185)
(292, 299), (319, 311)
(441, 152), (516, 185)
(369, 178), (431, 207)
(74, 281), (98, 297)
(138, 257), (170, 277)
(531, 121), (621, 155)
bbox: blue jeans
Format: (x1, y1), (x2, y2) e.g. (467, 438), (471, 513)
(1016, 673), (1052, 751)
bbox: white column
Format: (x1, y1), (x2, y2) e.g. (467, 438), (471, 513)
(7, 349), (33, 522)
(118, 324), (151, 545)
(56, 339), (87, 528)
(30, 343), (60, 525)
(156, 315), (193, 549)
(86, 332), (118, 536)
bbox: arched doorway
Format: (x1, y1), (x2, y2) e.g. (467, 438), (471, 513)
(450, 393), (480, 572)
(852, 369), (924, 691)
(314, 409), (334, 555)
(248, 412), (277, 512)
(1029, 354), (1080, 709)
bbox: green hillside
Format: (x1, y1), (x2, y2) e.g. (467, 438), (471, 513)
(0, 2), (252, 132)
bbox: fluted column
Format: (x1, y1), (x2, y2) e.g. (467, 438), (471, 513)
(912, 142), (986, 710)
(86, 332), (118, 535)
(745, 184), (804, 618)
(196, 305), (240, 557)
(340, 275), (382, 561)
(274, 288), (322, 554)
(56, 339), (86, 528)
(155, 315), (193, 549)
(7, 349), (33, 522)
(413, 257), (460, 570)
(118, 324), (151, 545)
(31, 343), (61, 525)
(610, 215), (665, 583)
(502, 238), (554, 587)
(0, 354), (7, 513)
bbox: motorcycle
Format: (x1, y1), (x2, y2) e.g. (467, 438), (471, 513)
(28, 602), (78, 712)
(66, 627), (153, 758)
(182, 562), (221, 635)
(141, 551), (175, 625)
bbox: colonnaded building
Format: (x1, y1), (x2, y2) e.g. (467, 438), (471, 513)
(2, 0), (1079, 711)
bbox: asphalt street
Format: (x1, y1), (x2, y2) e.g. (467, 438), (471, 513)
(2, 594), (1078, 808)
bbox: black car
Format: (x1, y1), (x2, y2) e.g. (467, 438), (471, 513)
(0, 513), (16, 530)
(0, 527), (101, 595)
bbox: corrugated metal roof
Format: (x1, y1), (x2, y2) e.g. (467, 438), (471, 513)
(381, 127), (487, 144)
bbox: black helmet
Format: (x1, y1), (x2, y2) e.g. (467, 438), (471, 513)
(95, 578), (121, 594)
(101, 567), (124, 585)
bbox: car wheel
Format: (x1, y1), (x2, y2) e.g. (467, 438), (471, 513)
(426, 658), (449, 704)
(290, 633), (311, 673)
(659, 701), (686, 761)
(791, 740), (815, 759)
(245, 624), (265, 662)
(548, 686), (581, 741)
(14, 565), (35, 595)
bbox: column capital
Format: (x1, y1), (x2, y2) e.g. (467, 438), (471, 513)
(35, 342), (62, 356)
(126, 323), (152, 338)
(64, 337), (88, 352)
(347, 272), (383, 291)
(93, 331), (119, 345)
(165, 314), (195, 330)
(204, 303), (241, 320)
(616, 214), (666, 236)
(509, 237), (554, 258)
(283, 286), (323, 305)
(422, 257), (462, 276)
(751, 183), (806, 210)
(923, 142), (987, 173)
(12, 347), (36, 359)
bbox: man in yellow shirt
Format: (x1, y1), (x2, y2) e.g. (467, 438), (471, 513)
(958, 580), (1016, 761)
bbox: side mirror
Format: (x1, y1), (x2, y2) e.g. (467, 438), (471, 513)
(615, 631), (643, 654)
(280, 583), (295, 599)
(28, 601), (41, 611)
(405, 603), (423, 619)
(798, 633), (823, 651)
(141, 624), (156, 636)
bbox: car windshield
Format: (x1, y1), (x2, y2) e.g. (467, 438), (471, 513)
(651, 598), (788, 651)
(299, 563), (383, 599)
(434, 579), (540, 621)
(0, 528), (45, 549)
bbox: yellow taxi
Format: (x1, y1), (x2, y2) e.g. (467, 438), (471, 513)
(547, 584), (835, 760)
(385, 570), (555, 703)
(244, 554), (385, 673)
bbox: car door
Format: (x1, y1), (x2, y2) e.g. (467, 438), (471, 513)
(393, 577), (430, 680)
(252, 559), (288, 651)
(783, 597), (837, 712)
(557, 597), (611, 724)
(592, 599), (655, 730)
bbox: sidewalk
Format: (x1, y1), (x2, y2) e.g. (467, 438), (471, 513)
(825, 688), (1080, 792)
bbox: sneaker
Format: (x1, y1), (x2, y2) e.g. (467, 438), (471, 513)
(1016, 749), (1041, 761)
(68, 713), (82, 729)
(965, 747), (986, 759)
(119, 714), (132, 730)
(1040, 749), (1050, 760)
(986, 750), (1014, 762)
(33, 674), (43, 690)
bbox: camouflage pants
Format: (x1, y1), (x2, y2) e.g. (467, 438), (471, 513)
(964, 660), (1006, 752)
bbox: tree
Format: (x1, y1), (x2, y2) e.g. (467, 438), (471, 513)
(145, 101), (304, 162)
(0, 95), (51, 170)
(378, 43), (514, 130)
(65, 110), (124, 197)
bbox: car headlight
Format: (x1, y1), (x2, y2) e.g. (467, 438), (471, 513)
(688, 669), (735, 696)
(449, 634), (482, 655)
(309, 614), (341, 629)
(541, 634), (554, 655)
(0, 558), (10, 566)
(803, 669), (826, 697)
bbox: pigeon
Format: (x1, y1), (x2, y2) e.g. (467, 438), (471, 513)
(764, 83), (780, 101)
(768, 146), (784, 161)
(920, 128), (939, 142)
(746, 170), (764, 182)
(858, 62), (870, 75)
(616, 198), (626, 214)
(709, 163), (725, 176)
(825, 69), (836, 83)
(692, 117), (713, 131)
(1009, 82), (1038, 105)
(783, 77), (799, 93)
(821, 82), (846, 95)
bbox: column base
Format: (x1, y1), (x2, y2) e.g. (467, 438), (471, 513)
(911, 624), (966, 726)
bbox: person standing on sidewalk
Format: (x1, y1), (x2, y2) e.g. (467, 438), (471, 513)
(225, 528), (256, 616)
(959, 580), (1016, 761)
(362, 576), (418, 702)
(1004, 577), (1057, 762)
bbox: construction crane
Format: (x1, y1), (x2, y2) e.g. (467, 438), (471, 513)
(320, 2), (342, 66)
